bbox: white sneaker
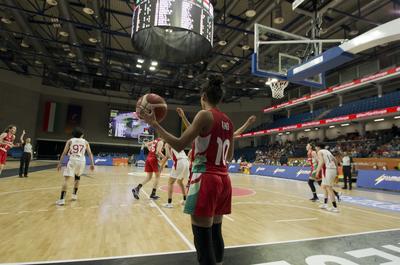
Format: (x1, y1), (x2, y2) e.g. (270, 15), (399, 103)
(71, 194), (78, 201)
(56, 199), (65, 206)
(328, 207), (340, 213)
(163, 203), (173, 208)
(319, 204), (328, 209)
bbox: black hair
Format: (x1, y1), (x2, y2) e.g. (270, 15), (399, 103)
(3, 124), (16, 133)
(201, 76), (224, 105)
(72, 127), (84, 138)
(308, 142), (316, 150)
(316, 143), (325, 149)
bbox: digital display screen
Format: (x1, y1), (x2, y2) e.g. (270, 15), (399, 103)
(132, 0), (213, 43)
(108, 110), (150, 139)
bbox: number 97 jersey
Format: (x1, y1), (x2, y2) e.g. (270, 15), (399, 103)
(192, 108), (233, 175)
(68, 138), (87, 161)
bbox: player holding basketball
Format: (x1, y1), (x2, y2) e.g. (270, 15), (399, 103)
(56, 127), (94, 206)
(315, 143), (339, 212)
(163, 143), (189, 208)
(132, 137), (166, 200)
(0, 125), (20, 176)
(141, 77), (233, 265)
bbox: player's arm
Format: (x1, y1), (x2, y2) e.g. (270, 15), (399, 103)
(57, 140), (71, 171)
(233, 115), (256, 137)
(227, 135), (234, 162)
(164, 144), (172, 159)
(20, 130), (26, 144)
(176, 108), (191, 128)
(145, 141), (153, 151)
(144, 110), (212, 152)
(86, 142), (95, 171)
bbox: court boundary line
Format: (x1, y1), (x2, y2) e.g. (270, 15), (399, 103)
(3, 228), (399, 265)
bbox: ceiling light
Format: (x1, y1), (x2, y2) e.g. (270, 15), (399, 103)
(374, 118), (385, 122)
(105, 81), (111, 87)
(91, 57), (101, 62)
(242, 44), (250, 50)
(67, 52), (76, 58)
(83, 7), (95, 15)
(88, 37), (98, 43)
(253, 87), (260, 90)
(235, 79), (241, 84)
(165, 90), (170, 96)
(218, 40), (227, 46)
(136, 64), (142, 68)
(149, 66), (156, 71)
(59, 30), (69, 37)
(278, 133), (283, 136)
(96, 71), (103, 76)
(221, 63), (228, 68)
(1, 17), (13, 24)
(0, 47), (7, 52)
(286, 132), (290, 135)
(315, 128), (319, 130)
(394, 116), (400, 119)
(20, 40), (29, 48)
(341, 123), (350, 127)
(245, 9), (256, 18)
(46, 0), (58, 6)
(349, 24), (359, 36)
(273, 5), (284, 24)
(329, 125), (335, 128)
(137, 58), (144, 64)
(304, 129), (311, 132)
(151, 61), (158, 66)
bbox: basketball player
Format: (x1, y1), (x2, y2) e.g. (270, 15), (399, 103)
(0, 125), (20, 176)
(141, 77), (233, 265)
(163, 143), (189, 208)
(315, 143), (339, 212)
(56, 127), (94, 206)
(132, 137), (166, 200)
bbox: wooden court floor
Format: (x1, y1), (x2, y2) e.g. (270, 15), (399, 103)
(0, 163), (399, 263)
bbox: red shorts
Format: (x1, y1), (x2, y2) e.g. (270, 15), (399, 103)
(0, 150), (7, 165)
(184, 173), (232, 217)
(145, 156), (159, 173)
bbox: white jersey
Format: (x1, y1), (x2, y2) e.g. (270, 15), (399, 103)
(68, 138), (87, 161)
(319, 149), (337, 169)
(171, 148), (187, 160)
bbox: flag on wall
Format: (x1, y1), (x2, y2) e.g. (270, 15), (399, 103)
(65, 105), (82, 133)
(42, 102), (58, 132)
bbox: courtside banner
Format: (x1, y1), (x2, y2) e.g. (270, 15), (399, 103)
(228, 163), (241, 173)
(357, 170), (400, 191)
(62, 156), (113, 166)
(250, 165), (310, 181)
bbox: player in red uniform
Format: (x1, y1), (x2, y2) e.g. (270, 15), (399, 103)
(132, 137), (165, 200)
(141, 78), (233, 265)
(0, 125), (19, 176)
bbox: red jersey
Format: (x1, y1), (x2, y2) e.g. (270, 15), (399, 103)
(192, 108), (233, 175)
(0, 133), (14, 153)
(147, 138), (161, 160)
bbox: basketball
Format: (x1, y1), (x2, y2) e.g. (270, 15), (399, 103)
(136, 93), (167, 122)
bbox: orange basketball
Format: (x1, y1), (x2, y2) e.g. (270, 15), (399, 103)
(136, 93), (167, 122)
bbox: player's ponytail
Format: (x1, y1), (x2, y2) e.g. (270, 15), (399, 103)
(201, 76), (224, 105)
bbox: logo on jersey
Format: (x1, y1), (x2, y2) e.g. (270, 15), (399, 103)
(296, 169), (311, 177)
(95, 158), (107, 164)
(273, 168), (286, 174)
(375, 174), (400, 185)
(221, 121), (230, 131)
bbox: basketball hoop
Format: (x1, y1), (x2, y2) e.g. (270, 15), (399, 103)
(266, 78), (289, 99)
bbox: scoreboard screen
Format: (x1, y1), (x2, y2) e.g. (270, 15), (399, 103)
(132, 0), (214, 44)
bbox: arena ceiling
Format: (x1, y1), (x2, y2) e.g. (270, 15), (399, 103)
(0, 0), (399, 104)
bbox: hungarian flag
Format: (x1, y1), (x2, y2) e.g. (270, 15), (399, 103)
(42, 102), (58, 132)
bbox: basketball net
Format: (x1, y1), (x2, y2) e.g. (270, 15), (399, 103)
(266, 78), (289, 99)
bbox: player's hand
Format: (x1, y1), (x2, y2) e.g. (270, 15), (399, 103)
(140, 108), (157, 126)
(57, 163), (62, 171)
(247, 115), (256, 124)
(22, 130), (26, 135)
(90, 165), (95, 171)
(176, 107), (185, 118)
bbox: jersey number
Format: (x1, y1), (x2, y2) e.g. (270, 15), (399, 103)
(215, 138), (230, 166)
(71, 144), (84, 154)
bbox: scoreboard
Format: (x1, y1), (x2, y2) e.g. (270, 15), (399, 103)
(132, 0), (214, 44)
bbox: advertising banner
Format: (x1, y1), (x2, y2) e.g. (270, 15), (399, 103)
(357, 170), (400, 191)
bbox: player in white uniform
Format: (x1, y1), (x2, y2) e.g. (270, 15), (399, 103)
(163, 143), (189, 208)
(315, 144), (339, 212)
(56, 127), (94, 206)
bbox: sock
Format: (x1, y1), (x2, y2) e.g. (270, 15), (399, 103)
(192, 225), (216, 265)
(151, 188), (156, 195)
(137, 184), (143, 190)
(324, 198), (328, 204)
(73, 188), (78, 195)
(333, 190), (339, 198)
(60, 191), (66, 200)
(168, 198), (172, 204)
(332, 201), (337, 208)
(183, 195), (187, 201)
(212, 223), (224, 263)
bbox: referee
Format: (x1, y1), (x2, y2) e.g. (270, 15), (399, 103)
(19, 130), (33, 178)
(342, 152), (353, 190)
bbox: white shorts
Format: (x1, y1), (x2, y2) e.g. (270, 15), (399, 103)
(170, 158), (189, 180)
(63, 158), (86, 177)
(321, 168), (337, 186)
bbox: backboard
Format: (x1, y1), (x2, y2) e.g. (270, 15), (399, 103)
(138, 133), (154, 144)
